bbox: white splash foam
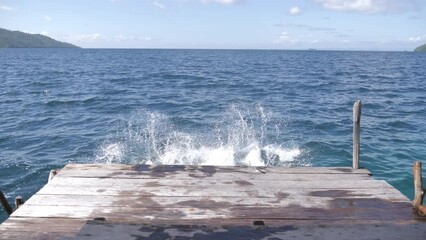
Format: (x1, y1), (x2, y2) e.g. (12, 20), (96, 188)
(263, 145), (301, 162)
(95, 143), (124, 164)
(95, 105), (302, 166)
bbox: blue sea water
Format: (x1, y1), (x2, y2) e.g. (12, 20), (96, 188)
(0, 49), (425, 222)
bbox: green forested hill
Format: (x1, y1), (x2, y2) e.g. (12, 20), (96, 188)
(0, 28), (79, 48)
(414, 43), (426, 52)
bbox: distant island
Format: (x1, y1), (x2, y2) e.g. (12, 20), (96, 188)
(414, 43), (426, 52)
(0, 28), (79, 48)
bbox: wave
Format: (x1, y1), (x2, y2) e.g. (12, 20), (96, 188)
(95, 105), (302, 166)
(45, 96), (99, 106)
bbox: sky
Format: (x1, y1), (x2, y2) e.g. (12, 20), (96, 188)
(0, 0), (425, 50)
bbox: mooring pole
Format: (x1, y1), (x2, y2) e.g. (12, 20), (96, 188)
(48, 169), (59, 182)
(353, 100), (362, 169)
(413, 161), (426, 215)
(0, 190), (13, 215)
(15, 196), (24, 210)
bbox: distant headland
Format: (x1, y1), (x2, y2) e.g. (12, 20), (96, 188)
(0, 28), (79, 48)
(414, 43), (426, 52)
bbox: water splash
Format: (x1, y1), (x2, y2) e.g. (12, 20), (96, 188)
(95, 105), (302, 166)
(95, 143), (124, 164)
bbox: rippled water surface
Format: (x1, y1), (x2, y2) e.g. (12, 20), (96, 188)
(1, 49), (425, 222)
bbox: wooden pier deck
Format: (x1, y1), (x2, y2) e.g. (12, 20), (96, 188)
(1, 164), (425, 239)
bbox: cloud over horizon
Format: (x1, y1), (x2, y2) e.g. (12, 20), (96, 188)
(65, 33), (102, 43)
(1, 0), (424, 50)
(0, 4), (12, 11)
(314, 0), (418, 14)
(408, 34), (426, 43)
(274, 32), (299, 44)
(201, 0), (246, 5)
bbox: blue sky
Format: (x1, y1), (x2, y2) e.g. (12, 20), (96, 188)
(0, 0), (425, 50)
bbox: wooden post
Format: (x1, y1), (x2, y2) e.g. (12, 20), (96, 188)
(418, 205), (426, 215)
(15, 196), (24, 210)
(353, 100), (362, 169)
(48, 169), (58, 182)
(413, 161), (424, 209)
(0, 190), (13, 215)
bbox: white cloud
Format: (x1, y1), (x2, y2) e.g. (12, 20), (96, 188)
(139, 37), (152, 41)
(274, 32), (299, 44)
(153, 1), (166, 9)
(114, 35), (152, 42)
(66, 34), (102, 42)
(408, 34), (426, 43)
(289, 6), (301, 15)
(201, 0), (246, 5)
(40, 31), (49, 36)
(275, 23), (336, 32)
(314, 0), (417, 14)
(0, 5), (12, 11)
(63, 34), (153, 45)
(43, 15), (53, 21)
(83, 34), (101, 41)
(115, 34), (129, 41)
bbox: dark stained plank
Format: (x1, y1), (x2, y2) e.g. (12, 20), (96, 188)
(70, 221), (426, 240)
(2, 218), (424, 240)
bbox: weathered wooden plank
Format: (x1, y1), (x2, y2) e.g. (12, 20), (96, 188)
(56, 170), (372, 181)
(0, 232), (67, 240)
(11, 204), (417, 221)
(1, 216), (420, 229)
(61, 164), (372, 175)
(0, 217), (85, 233)
(22, 193), (410, 210)
(38, 183), (272, 197)
(0, 217), (84, 240)
(95, 218), (423, 227)
(46, 177), (393, 190)
(2, 222), (425, 240)
(1, 163), (421, 240)
(36, 181), (402, 200)
(1, 217), (422, 240)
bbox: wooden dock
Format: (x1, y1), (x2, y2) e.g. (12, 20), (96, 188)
(0, 164), (425, 239)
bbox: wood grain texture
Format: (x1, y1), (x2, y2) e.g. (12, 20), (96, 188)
(353, 100), (362, 169)
(413, 161), (424, 208)
(1, 164), (424, 240)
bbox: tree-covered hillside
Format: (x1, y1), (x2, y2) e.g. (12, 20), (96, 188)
(0, 28), (79, 48)
(414, 43), (426, 52)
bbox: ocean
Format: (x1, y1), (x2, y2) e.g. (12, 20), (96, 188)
(0, 49), (425, 222)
